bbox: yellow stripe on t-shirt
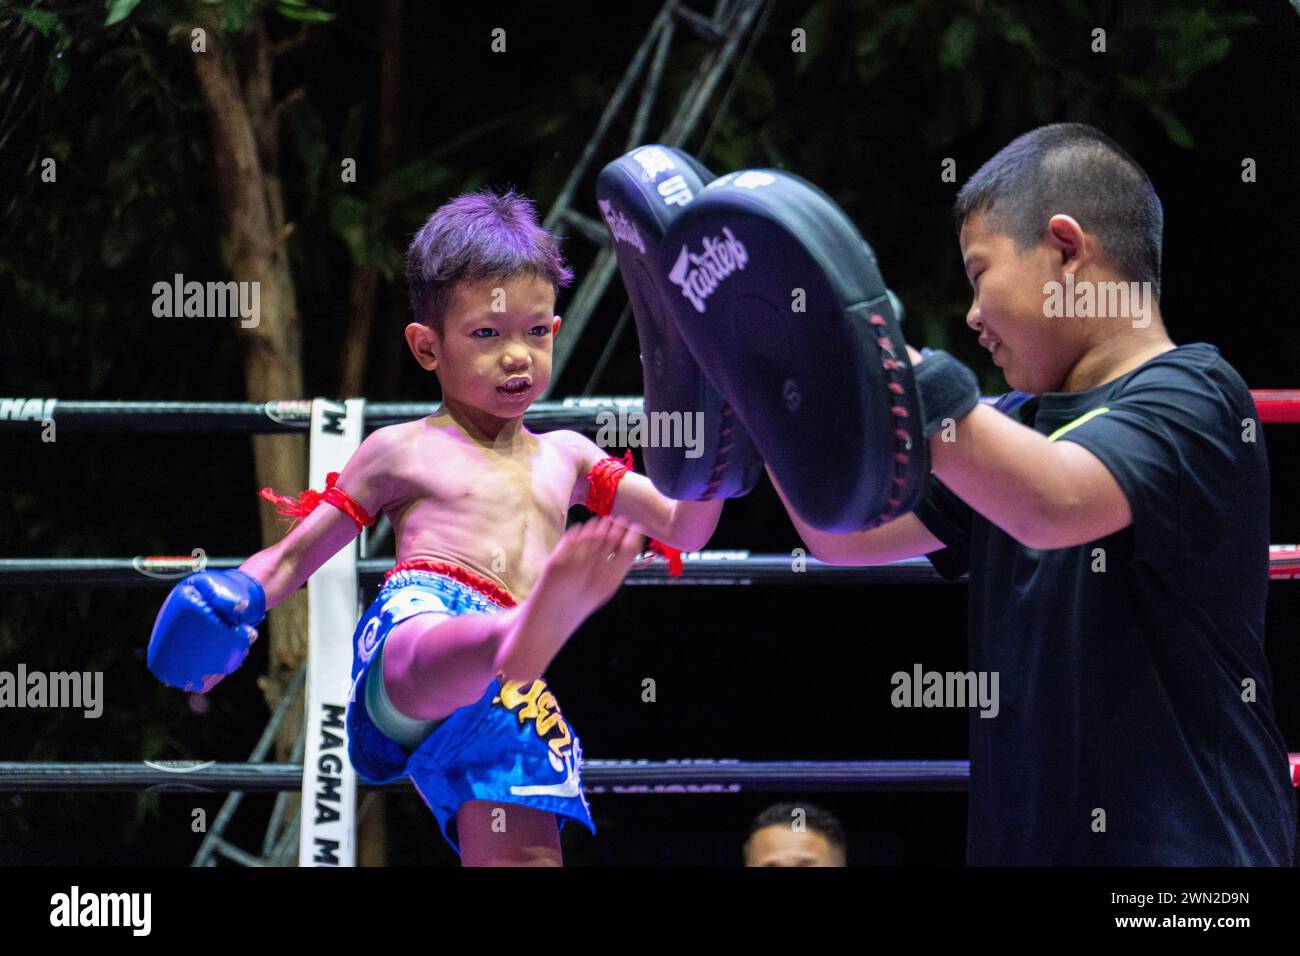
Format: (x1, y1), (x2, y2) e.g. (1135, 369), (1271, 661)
(1046, 406), (1110, 442)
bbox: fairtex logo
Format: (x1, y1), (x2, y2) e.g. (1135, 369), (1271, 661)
(597, 199), (646, 254)
(666, 227), (748, 314)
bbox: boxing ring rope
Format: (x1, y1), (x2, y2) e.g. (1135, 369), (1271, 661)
(2, 756), (1298, 793)
(4, 547), (1299, 587)
(2, 391), (1300, 432)
(0, 554), (979, 588)
(0, 760), (973, 793)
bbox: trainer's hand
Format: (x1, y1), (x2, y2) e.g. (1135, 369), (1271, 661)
(147, 569), (267, 693)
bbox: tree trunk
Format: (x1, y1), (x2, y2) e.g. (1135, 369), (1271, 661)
(192, 13), (308, 773)
(339, 0), (405, 399)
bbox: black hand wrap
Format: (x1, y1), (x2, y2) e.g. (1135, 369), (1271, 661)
(913, 349), (981, 438)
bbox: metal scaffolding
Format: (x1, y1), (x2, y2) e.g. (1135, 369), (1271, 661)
(541, 0), (772, 398)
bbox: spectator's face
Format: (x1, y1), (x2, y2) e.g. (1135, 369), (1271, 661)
(743, 825), (845, 867)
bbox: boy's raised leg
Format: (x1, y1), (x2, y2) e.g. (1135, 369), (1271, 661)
(493, 517), (643, 681)
(382, 517), (643, 722)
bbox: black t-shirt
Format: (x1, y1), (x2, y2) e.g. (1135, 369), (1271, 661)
(913, 343), (1296, 865)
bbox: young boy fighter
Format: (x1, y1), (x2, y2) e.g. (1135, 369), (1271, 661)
(148, 189), (725, 866)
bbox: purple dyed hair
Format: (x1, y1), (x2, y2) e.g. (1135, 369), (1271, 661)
(405, 188), (575, 332)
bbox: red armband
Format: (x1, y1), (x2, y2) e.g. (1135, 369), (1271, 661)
(584, 451), (683, 578)
(586, 450), (634, 517)
(259, 471), (376, 533)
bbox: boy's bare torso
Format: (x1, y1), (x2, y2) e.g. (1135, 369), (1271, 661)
(371, 414), (586, 602)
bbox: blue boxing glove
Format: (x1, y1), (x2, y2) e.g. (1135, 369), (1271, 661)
(148, 569), (267, 693)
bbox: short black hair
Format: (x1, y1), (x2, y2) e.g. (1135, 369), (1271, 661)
(405, 188), (574, 334)
(954, 123), (1163, 295)
(746, 801), (847, 852)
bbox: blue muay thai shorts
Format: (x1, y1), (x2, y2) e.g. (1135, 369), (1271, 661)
(345, 565), (594, 854)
